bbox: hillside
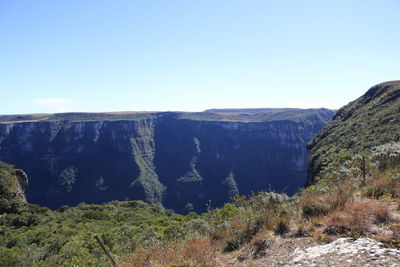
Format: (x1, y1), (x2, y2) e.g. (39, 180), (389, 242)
(0, 108), (334, 213)
(308, 80), (400, 183)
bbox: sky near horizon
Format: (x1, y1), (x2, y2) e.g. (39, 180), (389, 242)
(0, 1), (399, 114)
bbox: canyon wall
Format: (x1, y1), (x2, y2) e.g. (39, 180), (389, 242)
(0, 109), (334, 212)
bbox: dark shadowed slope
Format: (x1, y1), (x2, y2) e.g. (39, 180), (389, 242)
(0, 108), (334, 213)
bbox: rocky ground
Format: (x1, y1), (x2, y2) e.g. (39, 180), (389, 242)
(226, 237), (400, 267)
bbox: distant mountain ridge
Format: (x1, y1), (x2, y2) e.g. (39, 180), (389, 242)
(0, 108), (333, 123)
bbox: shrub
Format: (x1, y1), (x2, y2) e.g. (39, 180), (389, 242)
(236, 233), (274, 261)
(364, 173), (400, 199)
(372, 142), (400, 170)
(184, 219), (210, 236)
(0, 247), (21, 267)
(250, 191), (289, 212)
(325, 199), (390, 235)
(83, 210), (110, 220)
(58, 166), (78, 192)
(330, 179), (355, 210)
(0, 199), (21, 214)
(163, 223), (187, 241)
(301, 195), (331, 218)
(0, 200), (190, 266)
(223, 216), (263, 252)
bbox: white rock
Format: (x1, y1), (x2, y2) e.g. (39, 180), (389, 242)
(290, 238), (400, 264)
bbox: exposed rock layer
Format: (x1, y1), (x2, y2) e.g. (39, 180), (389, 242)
(0, 109), (333, 212)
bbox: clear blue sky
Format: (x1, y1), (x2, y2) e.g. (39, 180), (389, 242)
(1, 0), (399, 114)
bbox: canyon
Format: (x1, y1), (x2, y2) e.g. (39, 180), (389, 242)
(0, 108), (334, 213)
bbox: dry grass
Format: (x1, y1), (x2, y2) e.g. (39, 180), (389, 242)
(121, 238), (219, 267)
(222, 216), (264, 252)
(274, 216), (290, 235)
(300, 194), (331, 219)
(330, 180), (355, 210)
(236, 230), (275, 261)
(325, 199), (390, 235)
(364, 173), (400, 199)
(294, 222), (310, 237)
(301, 178), (356, 219)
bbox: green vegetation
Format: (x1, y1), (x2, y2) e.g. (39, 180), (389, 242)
(177, 158), (202, 183)
(0, 198), (191, 266)
(0, 162), (25, 201)
(58, 166), (78, 193)
(296, 143), (400, 247)
(1, 81), (400, 266)
(1, 144), (400, 266)
(177, 138), (203, 183)
(130, 134), (166, 205)
(308, 81), (400, 183)
(0, 162), (18, 200)
(223, 172), (239, 199)
(0, 161), (295, 266)
(0, 107), (333, 213)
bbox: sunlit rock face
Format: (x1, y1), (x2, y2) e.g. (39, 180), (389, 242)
(0, 109), (334, 213)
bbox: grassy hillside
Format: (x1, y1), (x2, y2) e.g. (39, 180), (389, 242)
(308, 80), (400, 183)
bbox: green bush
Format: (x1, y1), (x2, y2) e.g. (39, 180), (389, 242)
(0, 247), (21, 267)
(0, 200), (189, 266)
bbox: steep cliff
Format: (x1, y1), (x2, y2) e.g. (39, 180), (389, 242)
(0, 108), (334, 212)
(308, 80), (400, 184)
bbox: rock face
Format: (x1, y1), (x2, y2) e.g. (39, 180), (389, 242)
(308, 80), (400, 184)
(0, 109), (333, 212)
(14, 169), (28, 202)
(288, 238), (400, 267)
(234, 237), (400, 267)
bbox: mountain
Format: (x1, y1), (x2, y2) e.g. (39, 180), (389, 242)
(308, 80), (400, 184)
(0, 108), (334, 212)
